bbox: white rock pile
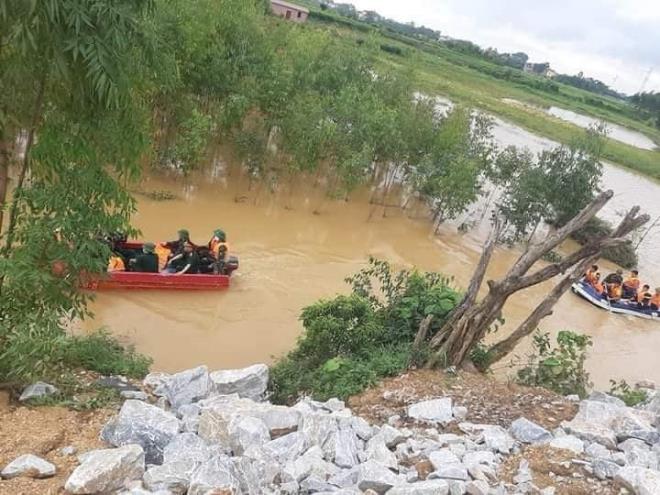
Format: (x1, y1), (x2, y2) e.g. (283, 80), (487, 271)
(6, 364), (660, 494)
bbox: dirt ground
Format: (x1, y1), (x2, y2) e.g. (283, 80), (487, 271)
(0, 391), (112, 495)
(348, 369), (579, 430)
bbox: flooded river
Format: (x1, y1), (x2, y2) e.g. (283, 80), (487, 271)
(82, 112), (660, 389)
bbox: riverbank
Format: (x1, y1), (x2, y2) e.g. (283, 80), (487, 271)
(4, 363), (660, 494)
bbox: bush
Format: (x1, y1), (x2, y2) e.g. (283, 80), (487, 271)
(269, 259), (460, 403)
(380, 44), (404, 56)
(59, 331), (152, 379)
(609, 380), (648, 407)
(572, 217), (638, 269)
(517, 331), (592, 397)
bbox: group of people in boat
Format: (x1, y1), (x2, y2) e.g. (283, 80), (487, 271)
(106, 229), (231, 276)
(583, 265), (660, 310)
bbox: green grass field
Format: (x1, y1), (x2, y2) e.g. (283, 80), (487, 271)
(305, 10), (660, 179)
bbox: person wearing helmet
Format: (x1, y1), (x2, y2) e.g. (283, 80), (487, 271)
(163, 229), (194, 256)
(208, 229), (230, 274)
(130, 242), (159, 273)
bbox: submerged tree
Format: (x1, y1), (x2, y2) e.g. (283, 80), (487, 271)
(424, 190), (649, 368)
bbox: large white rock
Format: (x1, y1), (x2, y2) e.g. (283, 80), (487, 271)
(430, 465), (468, 481)
(228, 416), (271, 455)
(619, 439), (658, 470)
(209, 363), (269, 400)
(611, 409), (660, 445)
(333, 428), (360, 468)
(188, 455), (241, 495)
(1, 454), (56, 479)
(380, 424), (408, 448)
(143, 461), (196, 494)
(356, 459), (399, 494)
(19, 382), (58, 402)
(300, 412), (339, 448)
(408, 398), (453, 424)
(388, 479), (450, 495)
(615, 466), (660, 495)
(548, 435), (584, 454)
(262, 431), (307, 464)
(428, 449), (461, 470)
(163, 433), (213, 466)
(509, 417), (552, 444)
(366, 434), (398, 470)
(562, 420), (617, 449)
(588, 391), (626, 408)
(283, 445), (339, 483)
(101, 400), (180, 464)
(465, 480), (490, 495)
(65, 445), (145, 494)
(162, 366), (211, 410)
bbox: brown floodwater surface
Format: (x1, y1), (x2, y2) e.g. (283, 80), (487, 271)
(82, 164), (660, 389)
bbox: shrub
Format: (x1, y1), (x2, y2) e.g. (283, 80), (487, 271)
(517, 331), (592, 397)
(572, 217), (638, 269)
(380, 44), (404, 56)
(609, 380), (648, 407)
(269, 259), (460, 403)
(59, 331), (152, 379)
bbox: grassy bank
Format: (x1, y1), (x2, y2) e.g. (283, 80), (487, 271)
(307, 14), (660, 179)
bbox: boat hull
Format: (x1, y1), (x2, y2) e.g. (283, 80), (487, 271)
(571, 281), (660, 321)
(86, 271), (230, 290)
(85, 240), (233, 290)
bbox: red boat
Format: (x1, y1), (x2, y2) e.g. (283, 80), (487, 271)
(84, 241), (238, 291)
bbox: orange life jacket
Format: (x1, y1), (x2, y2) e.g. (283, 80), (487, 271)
(584, 270), (597, 285)
(608, 284), (622, 300)
(623, 276), (640, 290)
(108, 256), (125, 272)
(155, 244), (172, 271)
(593, 281), (605, 294)
(651, 294), (660, 308)
(210, 239), (230, 259)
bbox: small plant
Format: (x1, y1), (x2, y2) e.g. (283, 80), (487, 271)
(60, 331), (152, 379)
(609, 379), (648, 407)
(137, 189), (178, 201)
(517, 331), (593, 397)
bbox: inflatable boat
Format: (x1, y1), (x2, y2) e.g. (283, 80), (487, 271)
(571, 280), (660, 321)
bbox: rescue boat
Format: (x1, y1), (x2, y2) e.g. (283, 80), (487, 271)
(571, 280), (660, 321)
(84, 241), (238, 291)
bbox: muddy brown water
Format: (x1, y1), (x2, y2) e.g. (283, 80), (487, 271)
(81, 154), (660, 389)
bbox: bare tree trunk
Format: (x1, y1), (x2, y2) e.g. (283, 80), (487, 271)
(486, 257), (595, 364)
(425, 190), (649, 368)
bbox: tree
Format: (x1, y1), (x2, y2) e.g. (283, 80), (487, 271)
(424, 190), (649, 368)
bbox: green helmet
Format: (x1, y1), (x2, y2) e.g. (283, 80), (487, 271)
(177, 229), (190, 241)
(213, 229), (226, 241)
(143, 242), (156, 254)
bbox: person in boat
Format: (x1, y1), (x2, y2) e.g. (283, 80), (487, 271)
(622, 270), (641, 299)
(154, 243), (171, 272)
(163, 229), (194, 257)
(209, 229), (230, 275)
(167, 242), (200, 275)
(604, 269), (624, 286)
(129, 242), (159, 273)
(592, 273), (605, 296)
(107, 252), (126, 272)
(606, 281), (623, 302)
(651, 288), (660, 310)
(637, 285), (653, 308)
(584, 265), (599, 285)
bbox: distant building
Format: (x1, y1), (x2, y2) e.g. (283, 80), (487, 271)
(270, 0), (309, 22)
